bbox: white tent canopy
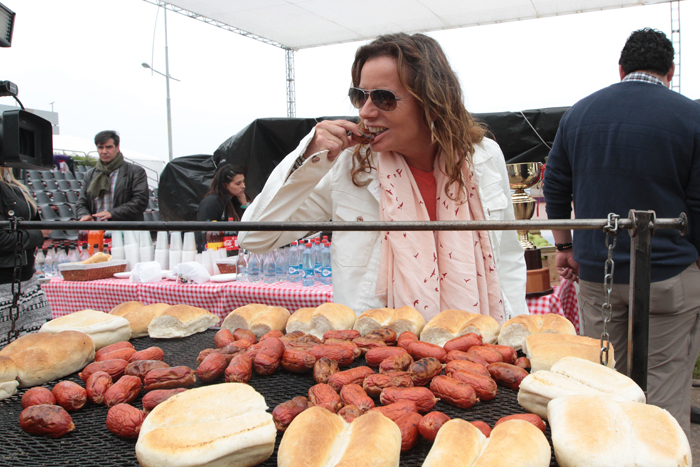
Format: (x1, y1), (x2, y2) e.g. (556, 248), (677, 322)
(161, 0), (671, 50)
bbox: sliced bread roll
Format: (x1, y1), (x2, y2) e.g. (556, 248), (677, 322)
(423, 418), (550, 467)
(548, 395), (690, 467)
(278, 406), (401, 467)
(0, 356), (19, 401)
(422, 419), (486, 467)
(136, 383), (275, 467)
(109, 301), (144, 317)
(39, 309), (131, 350)
(221, 304), (291, 338)
(420, 309), (500, 346)
(353, 306), (426, 336)
(0, 331), (95, 387)
(113, 303), (171, 338)
(148, 305), (219, 338)
(524, 333), (615, 373)
(498, 313), (576, 351)
(284, 303), (356, 339)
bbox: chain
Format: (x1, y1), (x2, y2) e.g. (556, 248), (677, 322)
(600, 213), (620, 366)
(6, 213), (26, 345)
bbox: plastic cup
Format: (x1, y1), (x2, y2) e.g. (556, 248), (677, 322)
(155, 231), (169, 251)
(170, 232), (182, 251)
(182, 250), (196, 263)
(110, 231), (124, 249)
(124, 243), (139, 272)
(124, 231), (137, 246)
(169, 250), (182, 270)
(154, 249), (169, 272)
(183, 232), (196, 252)
(111, 245), (125, 261)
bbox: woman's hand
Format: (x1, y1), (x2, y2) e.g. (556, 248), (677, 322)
(555, 250), (579, 283)
(41, 230), (51, 238)
(236, 193), (248, 205)
(303, 120), (362, 162)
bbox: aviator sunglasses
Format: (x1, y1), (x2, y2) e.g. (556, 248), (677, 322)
(348, 87), (409, 112)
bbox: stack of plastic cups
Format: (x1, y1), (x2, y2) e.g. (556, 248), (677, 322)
(110, 231), (125, 261)
(169, 232), (182, 270)
(182, 232), (197, 263)
(201, 248), (215, 275)
(123, 231), (140, 272)
(154, 232), (169, 271)
(139, 231), (154, 263)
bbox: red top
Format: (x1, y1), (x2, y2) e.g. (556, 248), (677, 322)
(408, 165), (437, 221)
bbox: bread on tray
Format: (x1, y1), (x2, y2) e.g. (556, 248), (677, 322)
(353, 306), (426, 336)
(148, 304), (219, 338)
(112, 302), (171, 338)
(39, 309), (131, 350)
(420, 309), (500, 346)
(524, 333), (615, 373)
(285, 303), (356, 339)
(498, 313), (576, 351)
(0, 356), (19, 400)
(278, 406), (401, 467)
(136, 383), (275, 467)
(221, 303), (290, 338)
(0, 330), (95, 387)
(518, 356), (645, 419)
(548, 395), (690, 467)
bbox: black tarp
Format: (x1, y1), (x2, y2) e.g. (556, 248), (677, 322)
(158, 107), (568, 221)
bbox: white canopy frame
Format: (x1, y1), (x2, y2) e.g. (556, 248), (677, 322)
(142, 0), (678, 116)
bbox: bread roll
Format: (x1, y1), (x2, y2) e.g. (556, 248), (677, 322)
(420, 309), (500, 346)
(423, 418), (550, 467)
(422, 419), (485, 467)
(518, 372), (609, 420)
(136, 383), (275, 467)
(474, 419), (551, 467)
(548, 395), (690, 467)
(81, 251), (112, 264)
(0, 356), (19, 401)
(353, 306), (426, 336)
(39, 309), (132, 350)
(148, 305), (219, 338)
(498, 313), (576, 351)
(524, 333), (615, 373)
(278, 406), (401, 467)
(109, 301), (145, 317)
(221, 303), (290, 338)
(115, 303), (171, 338)
(0, 331), (95, 387)
(284, 303), (356, 339)
(550, 356), (645, 403)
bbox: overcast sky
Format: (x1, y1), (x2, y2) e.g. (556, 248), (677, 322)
(3, 0), (699, 163)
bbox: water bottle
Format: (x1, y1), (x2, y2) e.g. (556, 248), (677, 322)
(55, 245), (68, 277)
(236, 249), (248, 282)
(34, 249), (45, 278)
(321, 242), (332, 285)
(288, 241), (300, 283)
(44, 248), (55, 277)
(79, 243), (90, 262)
(275, 247), (288, 283)
(67, 243), (80, 263)
(263, 251), (276, 284)
(248, 252), (261, 283)
(313, 238), (322, 280)
(302, 242), (315, 286)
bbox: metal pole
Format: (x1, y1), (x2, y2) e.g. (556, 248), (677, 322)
(164, 5), (174, 161)
(627, 210), (654, 391)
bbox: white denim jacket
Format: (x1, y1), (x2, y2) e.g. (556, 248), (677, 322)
(239, 129), (528, 318)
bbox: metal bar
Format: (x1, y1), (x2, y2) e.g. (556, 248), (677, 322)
(627, 210), (654, 391)
(0, 217), (685, 233)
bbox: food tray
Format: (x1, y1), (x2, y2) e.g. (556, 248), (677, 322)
(58, 261), (127, 282)
(215, 262), (237, 274)
(0, 331), (559, 467)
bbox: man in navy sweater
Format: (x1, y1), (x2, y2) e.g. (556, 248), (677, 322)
(544, 28), (700, 438)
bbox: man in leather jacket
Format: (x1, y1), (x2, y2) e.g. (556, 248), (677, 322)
(76, 131), (149, 222)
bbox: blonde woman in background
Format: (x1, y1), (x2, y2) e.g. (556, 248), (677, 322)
(0, 168), (51, 348)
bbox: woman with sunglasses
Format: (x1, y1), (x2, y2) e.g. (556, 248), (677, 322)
(240, 33), (527, 322)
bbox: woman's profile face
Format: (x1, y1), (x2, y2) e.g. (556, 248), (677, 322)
(358, 56), (433, 168)
(226, 174), (246, 198)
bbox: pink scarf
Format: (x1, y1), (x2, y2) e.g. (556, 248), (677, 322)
(376, 151), (505, 323)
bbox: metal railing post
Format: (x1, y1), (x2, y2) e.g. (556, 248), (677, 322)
(627, 210), (655, 391)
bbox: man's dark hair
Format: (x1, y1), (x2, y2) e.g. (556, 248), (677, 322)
(619, 28), (674, 76)
(94, 130), (120, 147)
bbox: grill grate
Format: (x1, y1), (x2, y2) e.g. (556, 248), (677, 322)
(0, 331), (558, 466)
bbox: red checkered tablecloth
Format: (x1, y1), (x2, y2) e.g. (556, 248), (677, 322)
(525, 278), (580, 333)
(42, 278), (334, 325)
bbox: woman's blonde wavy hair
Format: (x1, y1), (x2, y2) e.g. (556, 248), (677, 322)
(1, 168), (37, 213)
(350, 33), (485, 201)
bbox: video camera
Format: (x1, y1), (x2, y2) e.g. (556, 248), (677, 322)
(0, 2), (53, 170)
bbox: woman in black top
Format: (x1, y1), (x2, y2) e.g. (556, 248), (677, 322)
(0, 168), (52, 347)
(196, 165), (251, 249)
